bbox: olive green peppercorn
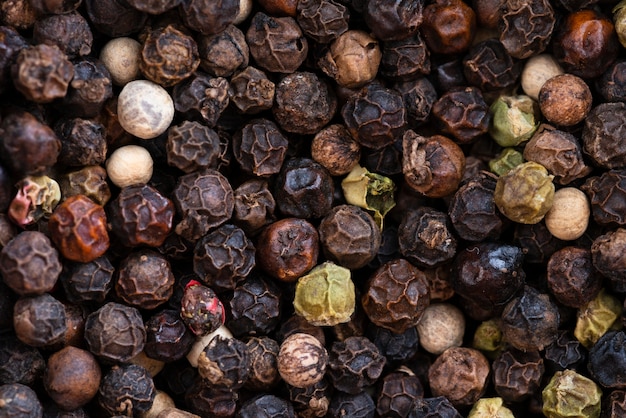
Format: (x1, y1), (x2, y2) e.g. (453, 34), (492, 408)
(542, 370), (602, 418)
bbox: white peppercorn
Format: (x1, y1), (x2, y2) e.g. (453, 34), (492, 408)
(117, 80), (174, 139)
(100, 37), (141, 86)
(105, 145), (153, 188)
(544, 187), (590, 241)
(417, 303), (465, 355)
(521, 54), (564, 101)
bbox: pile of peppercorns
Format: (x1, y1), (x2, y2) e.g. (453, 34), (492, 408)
(0, 0), (626, 416)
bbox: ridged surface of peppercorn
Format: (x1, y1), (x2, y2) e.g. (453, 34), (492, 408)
(328, 390), (376, 418)
(54, 118), (107, 167)
(245, 337), (281, 391)
(0, 336), (45, 386)
(184, 378), (238, 417)
(61, 255), (114, 304)
(591, 228), (626, 292)
(431, 87), (490, 144)
(232, 118), (289, 177)
(296, 0), (349, 44)
(289, 378), (332, 417)
(0, 383), (43, 418)
(172, 73), (230, 127)
(499, 0), (555, 59)
(582, 102), (626, 170)
(421, 0), (476, 55)
(0, 27), (29, 94)
(238, 394), (296, 418)
(125, 0), (181, 14)
(492, 349), (544, 403)
(144, 309), (195, 362)
(233, 179), (276, 235)
(363, 0), (423, 41)
(327, 336), (386, 394)
(547, 246), (602, 308)
(376, 368), (424, 418)
(180, 282), (224, 336)
(229, 66), (275, 113)
(582, 170), (626, 227)
(228, 275), (281, 337)
(166, 121), (222, 173)
(544, 331), (586, 373)
(198, 25), (249, 77)
(463, 39), (522, 92)
(13, 293), (67, 349)
(198, 335), (251, 389)
(179, 0), (239, 35)
(98, 364), (155, 416)
(33, 11), (92, 59)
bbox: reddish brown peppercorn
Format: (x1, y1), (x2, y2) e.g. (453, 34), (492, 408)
(421, 0), (476, 55)
(499, 0), (555, 59)
(431, 86), (490, 143)
(363, 0), (424, 42)
(538, 74), (592, 127)
(180, 281), (225, 336)
(311, 124), (361, 176)
(179, 0), (239, 36)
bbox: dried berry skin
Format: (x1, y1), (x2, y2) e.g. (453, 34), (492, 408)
(431, 86), (490, 144)
(230, 66), (275, 114)
(0, 26), (29, 94)
(591, 228), (626, 292)
(596, 60), (626, 103)
(11, 44), (74, 103)
(61, 255), (114, 304)
(84, 0), (148, 37)
(542, 369), (602, 418)
(62, 59), (113, 116)
(463, 39), (522, 92)
(198, 25), (249, 77)
(13, 293), (67, 349)
(311, 124), (361, 177)
(367, 325), (420, 365)
(327, 336), (386, 395)
(380, 33), (431, 81)
(342, 83), (407, 150)
(166, 121), (223, 173)
(98, 364), (155, 416)
(184, 377), (238, 417)
(393, 78), (437, 129)
(84, 302), (146, 364)
(197, 335), (251, 389)
(33, 12), (93, 59)
(376, 368), (424, 418)
(140, 25), (200, 87)
(0, 336), (45, 386)
(228, 275), (282, 337)
(362, 259), (431, 334)
(514, 221), (565, 265)
(180, 281), (225, 336)
(398, 207), (457, 268)
(274, 158), (334, 219)
(328, 392), (376, 418)
(232, 118), (289, 177)
(246, 12), (308, 74)
(0, 383), (43, 418)
(296, 0), (350, 44)
(492, 349), (544, 403)
(582, 170), (626, 227)
(278, 333), (328, 388)
(172, 73), (230, 127)
(245, 337), (280, 391)
(0, 231), (61, 296)
(233, 179), (276, 236)
(288, 377), (332, 417)
(126, 0), (182, 14)
(413, 396), (462, 418)
(54, 118), (107, 167)
(421, 0), (476, 55)
(363, 0), (424, 41)
(48, 195), (110, 263)
(179, 0), (239, 35)
(173, 168), (234, 242)
(237, 394), (296, 418)
(547, 246), (602, 308)
(582, 102), (626, 170)
(499, 0), (555, 59)
(144, 309), (194, 362)
(273, 71), (337, 135)
(59, 165), (111, 206)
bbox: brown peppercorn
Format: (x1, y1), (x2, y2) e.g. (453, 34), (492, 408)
(184, 379), (238, 418)
(288, 377), (332, 417)
(61, 255), (114, 304)
(327, 336), (386, 395)
(84, 302), (146, 364)
(428, 347), (490, 408)
(319, 30), (382, 88)
(244, 337), (281, 391)
(362, 259), (431, 333)
(547, 246), (601, 308)
(197, 335), (250, 389)
(227, 275), (282, 337)
(140, 24), (200, 88)
(431, 86), (490, 144)
(59, 165), (111, 206)
(60, 57), (114, 118)
(581, 169), (626, 227)
(538, 74), (592, 127)
(166, 121), (223, 173)
(0, 336), (45, 386)
(297, 0), (350, 44)
(44, 346), (101, 411)
(98, 364), (156, 416)
(54, 118), (107, 167)
(591, 228), (626, 292)
(492, 348), (544, 403)
(172, 73), (229, 127)
(463, 38), (522, 92)
(257, 218), (319, 282)
(229, 66), (275, 114)
(421, 0), (476, 55)
(582, 102), (626, 170)
(363, 0), (424, 42)
(125, 0), (182, 14)
(380, 33), (431, 81)
(232, 118), (289, 177)
(179, 0), (239, 36)
(376, 367), (424, 418)
(246, 12), (308, 74)
(48, 194), (109, 263)
(198, 25), (249, 77)
(596, 60), (626, 103)
(180, 281), (225, 336)
(0, 26), (29, 93)
(29, 0), (81, 14)
(144, 309), (195, 363)
(402, 130), (465, 198)
(33, 11), (92, 59)
(107, 184), (174, 248)
(232, 179), (276, 236)
(278, 333), (328, 388)
(0, 0), (40, 30)
(0, 231), (61, 296)
(553, 9), (619, 79)
(115, 249), (175, 310)
(311, 124), (361, 177)
(319, 204), (382, 270)
(13, 293), (67, 349)
(84, 0), (148, 37)
(0, 383), (42, 418)
(393, 77), (438, 129)
(499, 0), (555, 59)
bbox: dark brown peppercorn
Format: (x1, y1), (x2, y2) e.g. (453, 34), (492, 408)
(232, 118), (289, 177)
(144, 309), (194, 362)
(448, 171), (505, 241)
(451, 242), (525, 320)
(362, 259), (430, 333)
(61, 255), (114, 304)
(274, 158), (334, 219)
(596, 60), (626, 103)
(393, 77), (437, 129)
(367, 325), (420, 365)
(591, 228), (626, 292)
(0, 109), (61, 177)
(48, 194), (110, 263)
(29, 0), (81, 14)
(431, 86), (490, 144)
(402, 130), (466, 198)
(140, 24), (200, 88)
(544, 331), (586, 373)
(278, 314), (326, 346)
(553, 9), (619, 79)
(547, 246), (602, 308)
(184, 377), (238, 418)
(327, 336), (386, 394)
(172, 168), (234, 242)
(0, 26), (29, 94)
(398, 207), (458, 268)
(246, 12), (308, 74)
(328, 392), (376, 418)
(227, 275), (281, 337)
(238, 394), (296, 418)
(198, 25), (249, 77)
(179, 0), (239, 35)
(256, 217), (319, 282)
(244, 337), (281, 391)
(421, 0), (476, 55)
(311, 124), (361, 177)
(44, 346), (101, 411)
(166, 121), (223, 173)
(363, 0), (424, 41)
(492, 348), (544, 403)
(107, 184), (174, 248)
(0, 336), (45, 386)
(172, 73), (229, 127)
(582, 102), (626, 170)
(602, 390), (626, 418)
(273, 72), (337, 135)
(198, 335), (251, 389)
(84, 0), (148, 37)
(463, 38), (522, 92)
(499, 0), (555, 59)
(126, 0), (182, 14)
(413, 396), (462, 417)
(376, 367), (423, 418)
(582, 170), (626, 227)
(33, 12), (92, 59)
(54, 118), (107, 167)
(98, 364), (156, 416)
(62, 57), (113, 118)
(11, 44), (74, 103)
(193, 224), (255, 292)
(229, 66), (275, 114)
(0, 231), (61, 296)
(296, 0), (350, 44)
(380, 33), (431, 81)
(288, 377), (332, 417)
(588, 330), (626, 388)
(180, 281), (225, 336)
(429, 347), (490, 408)
(84, 302), (146, 364)
(342, 82), (407, 150)
(233, 179), (276, 236)
(13, 293), (67, 349)
(59, 165), (111, 206)
(0, 0), (39, 30)
(0, 383), (42, 418)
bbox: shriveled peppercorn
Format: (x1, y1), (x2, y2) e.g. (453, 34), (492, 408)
(363, 0), (423, 42)
(228, 275), (281, 337)
(421, 0), (476, 55)
(499, 0), (555, 60)
(463, 38), (522, 92)
(398, 207), (457, 268)
(198, 335), (250, 389)
(311, 124), (361, 177)
(61, 255), (114, 304)
(172, 73), (229, 127)
(544, 331), (586, 373)
(179, 0), (239, 36)
(238, 394), (296, 418)
(596, 60), (626, 103)
(288, 377), (332, 418)
(0, 336), (45, 386)
(144, 309), (194, 362)
(166, 121), (222, 173)
(180, 281), (225, 337)
(54, 118), (107, 168)
(591, 228), (626, 292)
(327, 336), (386, 394)
(229, 66), (275, 114)
(184, 377), (238, 417)
(376, 367), (423, 418)
(0, 26), (29, 94)
(413, 396), (462, 418)
(431, 86), (490, 144)
(63, 57), (112, 116)
(319, 30), (381, 88)
(244, 337), (281, 391)
(297, 0), (349, 44)
(198, 25), (249, 77)
(98, 364), (155, 416)
(380, 33), (430, 81)
(547, 246), (602, 308)
(232, 179), (276, 236)
(33, 11), (92, 59)
(393, 77), (437, 129)
(59, 165), (111, 206)
(492, 348), (544, 403)
(328, 392), (375, 418)
(232, 118), (288, 177)
(542, 369), (602, 418)
(582, 170), (626, 227)
(582, 102), (626, 170)
(13, 293), (67, 349)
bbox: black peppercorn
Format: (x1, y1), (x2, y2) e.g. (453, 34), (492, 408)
(98, 364), (156, 416)
(547, 246), (602, 308)
(591, 228), (626, 292)
(244, 337), (281, 391)
(33, 11), (93, 59)
(144, 309), (195, 362)
(431, 86), (490, 144)
(492, 348), (544, 403)
(237, 394), (296, 418)
(84, 0), (148, 37)
(229, 66), (275, 114)
(197, 335), (251, 389)
(376, 367), (424, 418)
(363, 0), (424, 42)
(0, 383), (43, 418)
(297, 0), (350, 44)
(380, 33), (431, 81)
(0, 336), (45, 386)
(393, 78), (437, 129)
(198, 25), (249, 77)
(582, 170), (626, 228)
(233, 179), (276, 236)
(582, 102), (626, 170)
(13, 293), (67, 349)
(327, 336), (386, 394)
(499, 0), (555, 59)
(227, 275), (281, 337)
(172, 73), (230, 127)
(184, 377), (238, 418)
(544, 331), (586, 373)
(588, 330), (626, 388)
(61, 255), (114, 304)
(596, 60), (626, 103)
(232, 118), (289, 177)
(463, 38), (522, 92)
(328, 391), (376, 418)
(366, 325), (420, 365)
(413, 396), (462, 418)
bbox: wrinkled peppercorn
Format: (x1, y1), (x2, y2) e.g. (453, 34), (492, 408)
(398, 207), (457, 268)
(296, 0), (350, 44)
(582, 102), (626, 170)
(13, 293), (67, 349)
(363, 0), (423, 42)
(59, 165), (111, 206)
(327, 336), (386, 395)
(328, 391), (376, 418)
(144, 309), (194, 362)
(229, 66), (275, 114)
(367, 325), (420, 365)
(180, 280), (225, 337)
(98, 363), (156, 416)
(179, 0), (239, 36)
(591, 229), (626, 293)
(0, 383), (43, 418)
(232, 118), (289, 177)
(166, 121), (223, 173)
(61, 255), (114, 304)
(596, 59), (626, 102)
(0, 336), (45, 386)
(492, 348), (544, 403)
(54, 118), (107, 167)
(62, 58), (113, 116)
(184, 377), (238, 417)
(126, 0), (182, 14)
(463, 38), (522, 92)
(85, 0), (148, 37)
(197, 335), (250, 389)
(172, 73), (230, 127)
(238, 394), (296, 418)
(393, 77), (437, 129)
(413, 396), (462, 418)
(198, 25), (249, 77)
(232, 179), (276, 236)
(542, 369), (602, 418)
(244, 337), (281, 391)
(499, 0), (555, 60)
(380, 33), (431, 81)
(228, 275), (281, 337)
(582, 170), (626, 227)
(376, 367), (424, 418)
(547, 246), (602, 308)
(431, 86), (490, 144)
(33, 12), (92, 59)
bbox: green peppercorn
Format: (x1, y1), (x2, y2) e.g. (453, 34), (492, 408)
(574, 288), (622, 349)
(489, 95), (540, 147)
(489, 148), (524, 176)
(494, 161), (555, 224)
(293, 262), (355, 327)
(341, 164), (396, 229)
(542, 369), (602, 418)
(472, 319), (505, 360)
(467, 397), (514, 418)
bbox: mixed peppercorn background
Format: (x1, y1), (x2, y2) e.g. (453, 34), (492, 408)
(0, 0), (626, 417)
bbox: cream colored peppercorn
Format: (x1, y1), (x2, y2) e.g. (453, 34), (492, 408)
(141, 390), (176, 418)
(277, 333), (328, 388)
(417, 303), (465, 355)
(544, 187), (590, 240)
(117, 80), (175, 139)
(521, 54), (564, 101)
(100, 37), (142, 86)
(234, 0), (253, 24)
(106, 145), (153, 188)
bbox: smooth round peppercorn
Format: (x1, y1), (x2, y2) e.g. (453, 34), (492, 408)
(538, 74), (592, 127)
(100, 37), (142, 86)
(106, 144), (154, 188)
(98, 364), (156, 416)
(48, 194), (109, 263)
(417, 303), (465, 355)
(521, 54), (564, 100)
(0, 383), (43, 418)
(319, 30), (381, 88)
(327, 336), (386, 395)
(117, 80), (175, 139)
(278, 333), (328, 388)
(44, 346), (101, 411)
(542, 369), (602, 418)
(544, 187), (590, 241)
